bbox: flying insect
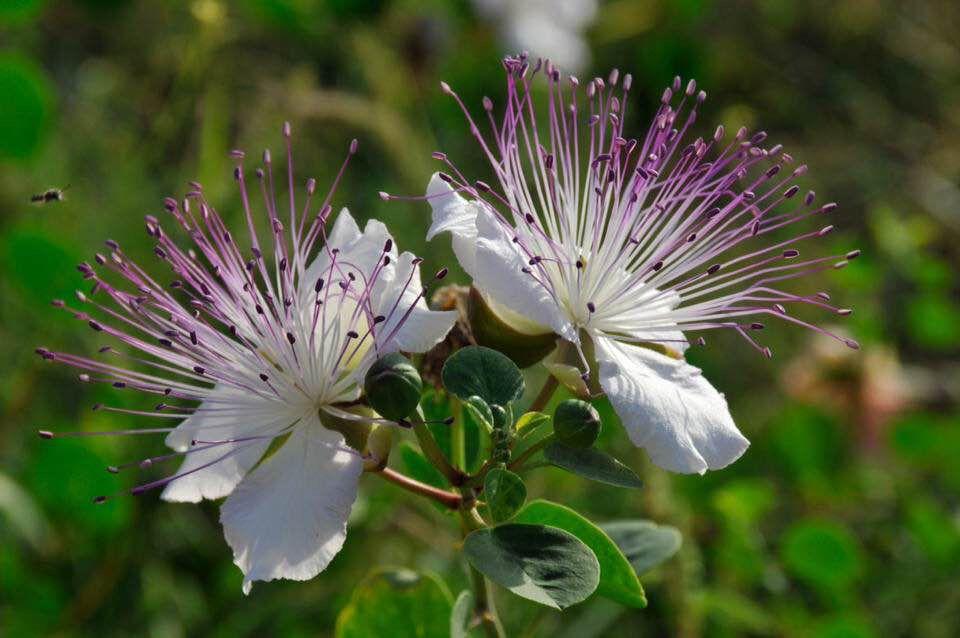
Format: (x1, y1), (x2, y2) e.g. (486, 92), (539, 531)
(31, 186), (70, 205)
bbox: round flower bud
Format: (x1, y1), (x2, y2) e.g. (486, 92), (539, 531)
(553, 399), (601, 448)
(364, 353), (422, 421)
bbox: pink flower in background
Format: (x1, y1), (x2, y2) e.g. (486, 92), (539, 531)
(424, 54), (859, 474)
(37, 125), (456, 592)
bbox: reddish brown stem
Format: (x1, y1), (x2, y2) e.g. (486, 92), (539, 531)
(379, 467), (463, 509)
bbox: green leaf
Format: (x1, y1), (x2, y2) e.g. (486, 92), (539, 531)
(544, 442), (643, 488)
(463, 395), (493, 432)
(516, 411), (550, 436)
(450, 590), (475, 638)
(515, 500), (646, 608)
(600, 520), (682, 575)
(421, 388), (483, 474)
(335, 568), (452, 638)
(463, 524), (600, 609)
(484, 468), (526, 523)
(399, 442), (446, 489)
(442, 346), (524, 407)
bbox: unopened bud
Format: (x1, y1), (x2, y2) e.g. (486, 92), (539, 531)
(364, 353), (422, 421)
(553, 399), (601, 448)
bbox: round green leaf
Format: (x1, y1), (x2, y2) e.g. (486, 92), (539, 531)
(335, 568), (453, 638)
(544, 442), (643, 488)
(600, 520), (682, 576)
(484, 467), (526, 522)
(463, 523), (600, 609)
(0, 54), (54, 159)
(450, 590), (475, 638)
(515, 500), (646, 608)
(442, 346), (524, 407)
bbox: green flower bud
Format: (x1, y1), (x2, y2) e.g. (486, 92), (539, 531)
(364, 353), (422, 421)
(553, 399), (601, 448)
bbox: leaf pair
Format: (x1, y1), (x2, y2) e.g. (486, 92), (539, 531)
(463, 500), (682, 611)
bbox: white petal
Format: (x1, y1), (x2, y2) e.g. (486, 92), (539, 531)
(594, 335), (749, 474)
(474, 208), (574, 340)
(161, 396), (296, 503)
(220, 420), (363, 593)
(303, 209), (394, 293)
(374, 251), (457, 353)
(328, 206), (363, 247)
(425, 173), (479, 275)
(345, 217), (393, 277)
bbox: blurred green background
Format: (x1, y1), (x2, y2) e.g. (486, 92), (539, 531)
(2, 0), (959, 636)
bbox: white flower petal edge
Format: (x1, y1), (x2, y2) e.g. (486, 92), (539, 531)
(426, 174), (556, 337)
(303, 208), (389, 296)
(474, 208), (576, 341)
(425, 173), (480, 275)
(160, 400), (297, 503)
(594, 335), (749, 474)
(220, 417), (363, 595)
(374, 250), (458, 353)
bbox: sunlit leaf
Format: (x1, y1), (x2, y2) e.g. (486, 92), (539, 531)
(463, 524), (600, 609)
(515, 500), (646, 608)
(515, 411), (550, 436)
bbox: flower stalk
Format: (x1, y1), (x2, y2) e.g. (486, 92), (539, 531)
(528, 374), (559, 413)
(508, 434), (555, 472)
(376, 467), (463, 510)
(409, 410), (467, 486)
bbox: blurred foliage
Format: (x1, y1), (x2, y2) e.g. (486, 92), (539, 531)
(1, 0), (959, 636)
